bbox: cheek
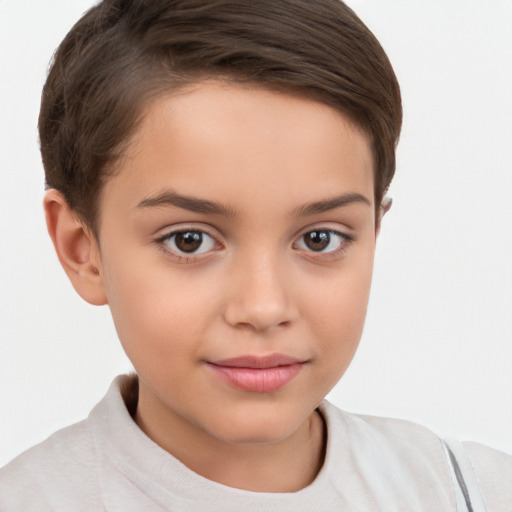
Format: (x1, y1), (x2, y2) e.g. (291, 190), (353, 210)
(101, 255), (227, 411)
(307, 251), (374, 364)
(101, 255), (213, 364)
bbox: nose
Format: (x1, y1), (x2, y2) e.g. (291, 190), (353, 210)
(223, 251), (299, 332)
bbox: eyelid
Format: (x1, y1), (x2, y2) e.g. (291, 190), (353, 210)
(293, 222), (355, 243)
(153, 224), (223, 261)
(293, 225), (354, 259)
(295, 229), (351, 249)
(153, 221), (220, 238)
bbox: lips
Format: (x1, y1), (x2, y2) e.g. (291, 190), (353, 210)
(207, 354), (304, 392)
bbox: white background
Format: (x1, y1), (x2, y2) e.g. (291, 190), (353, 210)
(0, 0), (511, 467)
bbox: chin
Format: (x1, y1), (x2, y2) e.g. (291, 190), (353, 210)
(204, 407), (305, 446)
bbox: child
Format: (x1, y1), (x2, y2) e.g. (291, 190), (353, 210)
(1, 0), (510, 510)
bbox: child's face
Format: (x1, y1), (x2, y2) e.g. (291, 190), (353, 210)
(93, 82), (376, 446)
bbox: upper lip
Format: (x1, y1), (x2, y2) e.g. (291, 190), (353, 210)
(209, 354), (304, 369)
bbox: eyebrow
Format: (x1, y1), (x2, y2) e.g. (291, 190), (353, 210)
(294, 193), (371, 216)
(137, 190), (238, 216)
(137, 190), (371, 218)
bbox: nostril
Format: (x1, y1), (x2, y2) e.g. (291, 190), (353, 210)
(223, 296), (298, 332)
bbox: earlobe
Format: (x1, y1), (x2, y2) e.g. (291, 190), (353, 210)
(43, 189), (107, 306)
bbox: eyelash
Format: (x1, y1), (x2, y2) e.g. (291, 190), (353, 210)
(154, 228), (220, 263)
(154, 227), (354, 263)
(293, 229), (354, 260)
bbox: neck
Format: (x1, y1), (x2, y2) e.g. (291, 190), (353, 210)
(134, 382), (326, 492)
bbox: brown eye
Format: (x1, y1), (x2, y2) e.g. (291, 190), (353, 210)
(163, 230), (216, 255)
(295, 229), (350, 254)
(303, 230), (331, 251)
(174, 231), (203, 252)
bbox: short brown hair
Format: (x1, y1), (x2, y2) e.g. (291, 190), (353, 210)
(39, 0), (402, 233)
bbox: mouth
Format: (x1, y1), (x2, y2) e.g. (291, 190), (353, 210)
(206, 354), (305, 393)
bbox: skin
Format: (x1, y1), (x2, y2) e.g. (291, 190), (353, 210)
(45, 81), (378, 492)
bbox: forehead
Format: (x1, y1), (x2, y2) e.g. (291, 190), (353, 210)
(100, 81), (374, 221)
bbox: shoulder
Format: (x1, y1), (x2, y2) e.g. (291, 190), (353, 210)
(0, 375), (137, 512)
(320, 401), (512, 511)
(321, 400), (449, 463)
(0, 418), (101, 511)
(463, 441), (512, 511)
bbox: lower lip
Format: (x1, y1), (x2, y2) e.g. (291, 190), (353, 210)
(207, 363), (303, 392)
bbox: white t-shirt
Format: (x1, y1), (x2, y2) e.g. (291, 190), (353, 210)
(1, 375), (511, 511)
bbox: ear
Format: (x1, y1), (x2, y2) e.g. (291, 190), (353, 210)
(44, 189), (107, 306)
(375, 196), (392, 236)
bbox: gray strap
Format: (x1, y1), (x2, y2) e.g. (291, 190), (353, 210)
(441, 438), (487, 512)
